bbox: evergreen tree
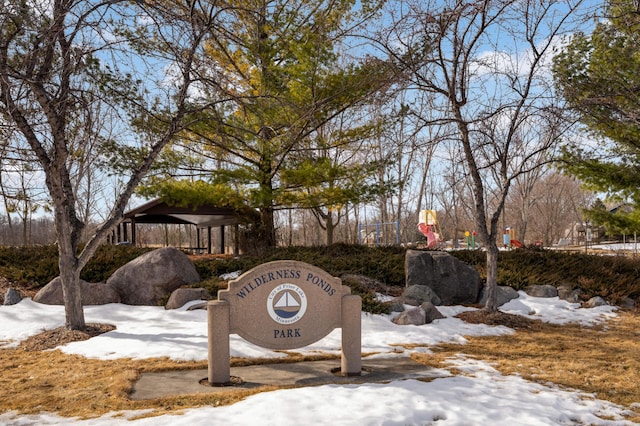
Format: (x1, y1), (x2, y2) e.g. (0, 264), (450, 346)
(553, 0), (640, 232)
(143, 0), (395, 249)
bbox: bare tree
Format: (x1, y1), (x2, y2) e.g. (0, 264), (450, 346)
(378, 0), (589, 310)
(374, 95), (439, 244)
(66, 99), (120, 239)
(0, 1), (223, 329)
(0, 125), (50, 245)
(528, 172), (593, 245)
(434, 141), (477, 246)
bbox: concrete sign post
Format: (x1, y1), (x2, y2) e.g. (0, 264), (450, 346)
(207, 260), (362, 384)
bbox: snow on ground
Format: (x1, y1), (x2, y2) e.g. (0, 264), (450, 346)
(0, 292), (635, 425)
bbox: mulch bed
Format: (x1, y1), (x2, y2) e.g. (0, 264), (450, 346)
(19, 323), (116, 352)
(456, 310), (541, 330)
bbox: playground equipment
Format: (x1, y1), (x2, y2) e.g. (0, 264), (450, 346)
(358, 221), (400, 246)
(417, 209), (441, 249)
(464, 230), (477, 249)
(503, 227), (523, 249)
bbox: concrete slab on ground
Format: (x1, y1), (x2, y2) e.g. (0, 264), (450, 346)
(130, 357), (442, 400)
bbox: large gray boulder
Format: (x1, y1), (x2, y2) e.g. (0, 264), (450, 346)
(107, 247), (200, 305)
(405, 250), (481, 305)
(33, 277), (120, 305)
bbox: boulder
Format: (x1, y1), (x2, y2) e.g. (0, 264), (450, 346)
(557, 283), (582, 303)
(524, 284), (558, 298)
(584, 296), (608, 308)
(421, 301), (445, 323)
(3, 287), (22, 305)
(393, 306), (425, 326)
(556, 283), (572, 298)
(478, 285), (520, 307)
(404, 250), (481, 305)
(619, 297), (636, 309)
(165, 287), (211, 310)
(402, 284), (442, 305)
(400, 296), (421, 307)
(107, 247), (200, 305)
(389, 298), (406, 312)
(33, 277), (120, 305)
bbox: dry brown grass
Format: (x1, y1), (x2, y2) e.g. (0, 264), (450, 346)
(0, 347), (272, 420)
(1, 310), (639, 422)
(0, 327), (340, 421)
(412, 309), (640, 423)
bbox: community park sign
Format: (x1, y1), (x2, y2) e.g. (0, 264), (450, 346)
(207, 260), (362, 384)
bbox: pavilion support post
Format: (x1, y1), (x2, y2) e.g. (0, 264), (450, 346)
(131, 219), (136, 246)
(234, 224), (240, 255)
(220, 225), (225, 254)
(207, 227), (212, 254)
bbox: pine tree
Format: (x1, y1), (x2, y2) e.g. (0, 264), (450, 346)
(144, 0), (394, 249)
(553, 0), (640, 232)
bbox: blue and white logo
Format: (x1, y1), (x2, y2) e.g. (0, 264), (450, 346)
(267, 283), (307, 324)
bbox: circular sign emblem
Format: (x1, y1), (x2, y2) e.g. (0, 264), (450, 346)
(267, 283), (307, 325)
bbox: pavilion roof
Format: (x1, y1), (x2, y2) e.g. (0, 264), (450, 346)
(122, 198), (256, 228)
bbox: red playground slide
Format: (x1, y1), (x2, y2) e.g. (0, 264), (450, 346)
(418, 223), (438, 249)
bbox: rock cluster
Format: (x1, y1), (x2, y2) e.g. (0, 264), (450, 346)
(14, 247), (637, 315)
(404, 250), (481, 305)
(388, 250), (635, 326)
(32, 247), (207, 309)
(386, 250), (480, 326)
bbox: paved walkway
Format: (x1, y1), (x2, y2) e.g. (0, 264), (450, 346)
(130, 357), (440, 400)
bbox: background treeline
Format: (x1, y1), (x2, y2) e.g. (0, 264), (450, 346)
(0, 169), (593, 250)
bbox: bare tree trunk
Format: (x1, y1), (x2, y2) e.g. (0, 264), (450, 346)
(257, 206), (277, 250)
(484, 243), (499, 312)
(0, 171), (13, 231)
(287, 209), (293, 246)
(59, 251), (84, 329)
(326, 210), (335, 245)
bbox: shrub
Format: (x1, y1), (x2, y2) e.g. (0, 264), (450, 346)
(2, 244), (639, 305)
(0, 245), (59, 289)
(0, 245), (150, 288)
(451, 249), (640, 304)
